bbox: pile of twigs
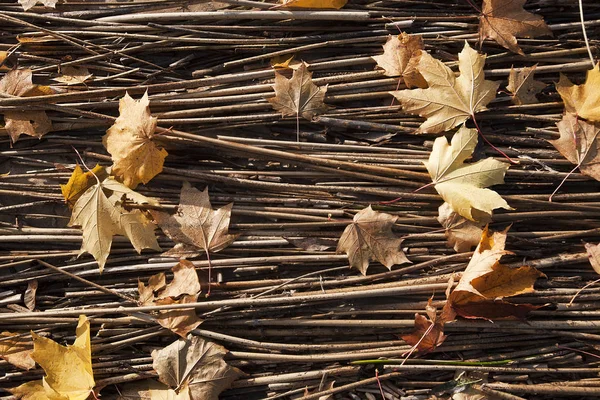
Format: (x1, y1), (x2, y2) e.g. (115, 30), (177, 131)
(2, 0), (600, 398)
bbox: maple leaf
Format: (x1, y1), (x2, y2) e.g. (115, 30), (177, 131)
(10, 315), (94, 400)
(53, 66), (92, 85)
(18, 0), (57, 11)
(479, 0), (552, 55)
(372, 33), (427, 89)
(150, 182), (238, 259)
(138, 260), (203, 337)
(278, 0), (347, 9)
(60, 164), (108, 209)
(0, 332), (35, 370)
(152, 335), (244, 400)
(549, 113), (600, 181)
(443, 227), (545, 320)
(424, 125), (511, 221)
(585, 243), (600, 275)
(401, 299), (447, 354)
(437, 202), (485, 253)
(391, 41), (499, 134)
(556, 64), (600, 122)
(103, 92), (168, 189)
(0, 69), (52, 143)
(336, 206), (410, 275)
(507, 65), (546, 105)
(267, 62), (329, 140)
(69, 176), (161, 271)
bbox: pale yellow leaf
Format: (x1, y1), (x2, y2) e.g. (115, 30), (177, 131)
(557, 64), (600, 122)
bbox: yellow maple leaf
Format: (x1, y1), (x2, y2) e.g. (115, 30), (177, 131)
(103, 92), (168, 189)
(278, 0), (347, 9)
(556, 64), (600, 122)
(424, 125), (511, 221)
(391, 41), (499, 134)
(10, 315), (94, 400)
(60, 165), (108, 209)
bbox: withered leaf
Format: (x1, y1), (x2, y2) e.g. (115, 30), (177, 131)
(336, 206), (410, 275)
(401, 299), (447, 354)
(138, 260), (203, 337)
(18, 0), (58, 11)
(117, 379), (190, 399)
(103, 92), (167, 189)
(557, 64), (600, 122)
(24, 280), (37, 311)
(0, 332), (35, 370)
(444, 227), (545, 320)
(268, 62), (329, 123)
(150, 182), (238, 259)
(152, 335), (244, 400)
(373, 33), (427, 89)
(391, 41), (499, 134)
(0, 69), (52, 143)
(53, 66), (92, 85)
(507, 65), (546, 105)
(550, 113), (600, 181)
(425, 125), (511, 222)
(279, 0), (347, 9)
(479, 0), (552, 55)
(585, 242), (600, 275)
(437, 202), (485, 253)
(69, 177), (160, 271)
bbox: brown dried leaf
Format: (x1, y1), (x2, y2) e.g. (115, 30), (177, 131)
(372, 33), (427, 88)
(507, 65), (545, 105)
(103, 92), (167, 189)
(444, 227), (545, 320)
(117, 380), (190, 399)
(24, 280), (37, 311)
(268, 62), (329, 121)
(53, 66), (92, 85)
(0, 332), (35, 370)
(152, 335), (244, 400)
(401, 299), (447, 354)
(0, 69), (52, 143)
(18, 0), (57, 11)
(437, 203), (485, 253)
(556, 64), (600, 121)
(138, 260), (202, 337)
(479, 0), (552, 55)
(336, 206), (410, 275)
(150, 182), (238, 259)
(391, 41), (499, 134)
(550, 113), (600, 181)
(279, 0), (346, 9)
(585, 242), (600, 275)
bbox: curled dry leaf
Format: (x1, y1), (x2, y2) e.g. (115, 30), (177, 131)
(479, 0), (552, 55)
(10, 315), (94, 400)
(391, 41), (499, 134)
(60, 164), (109, 208)
(443, 227), (545, 321)
(18, 0), (58, 11)
(0, 69), (52, 143)
(278, 0), (347, 9)
(336, 206), (410, 275)
(585, 242), (600, 275)
(53, 66), (92, 85)
(550, 113), (600, 181)
(507, 64), (546, 105)
(557, 64), (600, 122)
(438, 203), (485, 253)
(103, 92), (168, 188)
(152, 335), (244, 400)
(0, 332), (35, 370)
(138, 260), (203, 337)
(68, 176), (160, 271)
(24, 280), (37, 311)
(401, 298), (447, 354)
(372, 33), (427, 89)
(267, 62), (329, 127)
(150, 182), (238, 259)
(424, 125), (511, 222)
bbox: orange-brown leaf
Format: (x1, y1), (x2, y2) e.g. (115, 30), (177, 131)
(372, 33), (427, 89)
(336, 206), (410, 275)
(279, 0), (347, 9)
(401, 313), (447, 354)
(437, 202), (485, 253)
(479, 0), (552, 55)
(507, 65), (546, 105)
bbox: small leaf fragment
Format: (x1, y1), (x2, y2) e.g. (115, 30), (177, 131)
(279, 0), (347, 9)
(103, 92), (167, 188)
(424, 125), (511, 221)
(585, 242), (600, 275)
(372, 33), (427, 88)
(507, 65), (546, 105)
(53, 66), (92, 85)
(391, 41), (499, 134)
(479, 0), (552, 55)
(336, 206), (410, 275)
(18, 0), (58, 11)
